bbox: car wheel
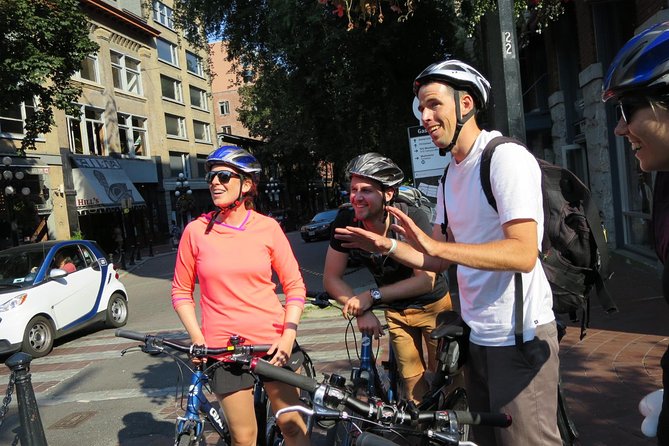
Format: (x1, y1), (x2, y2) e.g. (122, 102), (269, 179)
(22, 316), (55, 358)
(105, 293), (129, 328)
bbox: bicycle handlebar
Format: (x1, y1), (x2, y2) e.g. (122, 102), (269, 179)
(249, 357), (511, 428)
(115, 329), (272, 358)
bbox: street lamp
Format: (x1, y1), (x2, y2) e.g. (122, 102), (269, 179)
(1, 156), (30, 246)
(264, 179), (280, 208)
(175, 172), (193, 227)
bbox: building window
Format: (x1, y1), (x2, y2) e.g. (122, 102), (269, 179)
(169, 151), (190, 177)
(186, 51), (204, 77)
(67, 105), (105, 155)
(74, 54), (99, 83)
(110, 51), (142, 95)
(193, 120), (211, 143)
(0, 99), (37, 138)
(118, 113), (148, 157)
(160, 75), (183, 103)
(221, 125), (232, 134)
(219, 101), (230, 115)
(189, 86), (208, 110)
(157, 38), (178, 66)
(165, 114), (186, 138)
(152, 0), (174, 29)
(196, 154), (207, 177)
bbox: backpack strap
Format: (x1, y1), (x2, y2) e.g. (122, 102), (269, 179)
(439, 164), (450, 236)
(480, 136), (527, 346)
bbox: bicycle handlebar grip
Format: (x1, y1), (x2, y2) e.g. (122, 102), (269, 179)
(356, 432), (400, 446)
(455, 410), (512, 428)
(251, 358), (320, 394)
(115, 329), (146, 342)
(252, 344), (273, 353)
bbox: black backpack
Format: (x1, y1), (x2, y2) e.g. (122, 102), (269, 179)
(440, 136), (618, 342)
(394, 185), (435, 224)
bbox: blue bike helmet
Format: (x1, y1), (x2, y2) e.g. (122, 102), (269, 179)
(206, 146), (262, 175)
(602, 21), (669, 102)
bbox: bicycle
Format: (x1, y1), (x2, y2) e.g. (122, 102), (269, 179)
(306, 291), (470, 445)
(242, 352), (512, 446)
(115, 329), (315, 446)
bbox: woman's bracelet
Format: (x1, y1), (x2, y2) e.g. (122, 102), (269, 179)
(384, 238), (398, 256)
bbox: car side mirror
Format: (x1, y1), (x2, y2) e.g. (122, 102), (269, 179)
(91, 259), (102, 271)
(49, 268), (68, 279)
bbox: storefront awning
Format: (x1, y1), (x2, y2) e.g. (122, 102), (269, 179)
(72, 162), (146, 214)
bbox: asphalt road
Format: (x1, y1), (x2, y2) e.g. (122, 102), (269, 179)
(0, 232), (375, 446)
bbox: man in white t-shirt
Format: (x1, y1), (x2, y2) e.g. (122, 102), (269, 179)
(334, 59), (561, 446)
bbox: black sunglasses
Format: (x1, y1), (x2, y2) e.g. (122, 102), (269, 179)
(205, 170), (241, 184)
(616, 100), (648, 124)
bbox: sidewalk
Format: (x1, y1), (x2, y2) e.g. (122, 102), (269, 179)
(557, 252), (666, 445)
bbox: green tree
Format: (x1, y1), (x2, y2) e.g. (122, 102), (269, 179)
(0, 0), (98, 154)
(176, 1), (469, 177)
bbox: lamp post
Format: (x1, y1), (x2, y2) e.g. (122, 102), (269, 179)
(1, 156), (30, 247)
(264, 179), (281, 210)
(174, 172), (193, 230)
(308, 180), (321, 214)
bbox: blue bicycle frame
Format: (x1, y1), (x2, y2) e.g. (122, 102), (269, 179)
(354, 331), (399, 403)
(175, 366), (228, 444)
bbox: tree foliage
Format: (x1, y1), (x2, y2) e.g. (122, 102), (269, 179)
(0, 0), (98, 154)
(175, 0), (472, 186)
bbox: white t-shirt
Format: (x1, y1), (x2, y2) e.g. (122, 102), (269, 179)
(435, 130), (554, 347)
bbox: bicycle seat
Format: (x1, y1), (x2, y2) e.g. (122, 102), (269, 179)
(430, 310), (465, 340)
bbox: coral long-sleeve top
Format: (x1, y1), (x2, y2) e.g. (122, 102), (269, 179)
(171, 210), (306, 347)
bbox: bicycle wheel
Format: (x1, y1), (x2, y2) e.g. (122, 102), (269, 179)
(557, 381), (578, 446)
(176, 430), (199, 446)
(443, 387), (470, 441)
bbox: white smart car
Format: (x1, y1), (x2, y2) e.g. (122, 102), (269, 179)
(0, 240), (129, 358)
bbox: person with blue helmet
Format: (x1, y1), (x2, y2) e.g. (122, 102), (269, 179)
(603, 21), (669, 446)
(171, 146), (309, 446)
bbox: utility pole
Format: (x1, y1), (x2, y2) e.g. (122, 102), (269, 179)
(485, 0), (526, 142)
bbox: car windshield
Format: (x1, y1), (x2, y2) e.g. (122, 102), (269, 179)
(311, 210), (338, 223)
(0, 250), (47, 287)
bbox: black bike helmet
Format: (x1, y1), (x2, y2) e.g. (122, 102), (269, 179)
(346, 152), (404, 188)
(602, 21), (669, 102)
(413, 59), (491, 155)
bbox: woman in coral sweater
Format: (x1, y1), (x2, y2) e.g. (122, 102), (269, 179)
(171, 146), (309, 446)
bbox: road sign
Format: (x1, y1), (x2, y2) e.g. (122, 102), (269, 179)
(407, 125), (451, 204)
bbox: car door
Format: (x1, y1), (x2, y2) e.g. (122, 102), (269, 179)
(50, 245), (103, 330)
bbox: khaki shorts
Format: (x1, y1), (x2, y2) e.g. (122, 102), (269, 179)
(385, 293), (453, 379)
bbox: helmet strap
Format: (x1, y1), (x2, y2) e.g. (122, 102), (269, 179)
(439, 90), (477, 156)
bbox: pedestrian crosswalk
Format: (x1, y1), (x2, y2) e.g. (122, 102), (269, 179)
(0, 314), (390, 405)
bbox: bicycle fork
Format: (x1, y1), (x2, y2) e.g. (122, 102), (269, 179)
(176, 369), (227, 444)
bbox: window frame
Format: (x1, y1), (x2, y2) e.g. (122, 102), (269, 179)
(0, 99), (38, 140)
(118, 112), (149, 157)
(160, 74), (183, 103)
(185, 51), (204, 77)
(67, 104), (106, 155)
(219, 100), (230, 115)
(193, 120), (211, 143)
(74, 53), (100, 83)
(189, 85), (208, 111)
(156, 38), (179, 67)
(165, 113), (187, 139)
(152, 0), (174, 29)
(110, 50), (143, 95)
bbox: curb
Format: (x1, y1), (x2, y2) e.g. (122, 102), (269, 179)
(117, 249), (176, 278)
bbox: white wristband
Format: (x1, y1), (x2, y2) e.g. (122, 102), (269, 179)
(385, 238), (398, 256)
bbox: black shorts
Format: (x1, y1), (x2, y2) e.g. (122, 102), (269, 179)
(208, 343), (305, 395)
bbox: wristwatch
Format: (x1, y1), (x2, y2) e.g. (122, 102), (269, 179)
(370, 288), (382, 305)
